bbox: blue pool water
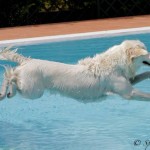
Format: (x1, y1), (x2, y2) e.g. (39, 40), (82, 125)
(0, 33), (150, 150)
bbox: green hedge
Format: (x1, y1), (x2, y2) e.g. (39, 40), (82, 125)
(0, 0), (149, 27)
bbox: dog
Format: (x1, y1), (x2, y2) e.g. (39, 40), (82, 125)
(0, 40), (150, 102)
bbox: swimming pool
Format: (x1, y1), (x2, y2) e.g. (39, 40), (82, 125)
(0, 33), (150, 150)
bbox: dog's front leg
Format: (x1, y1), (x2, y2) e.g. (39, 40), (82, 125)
(130, 71), (150, 85)
(130, 89), (150, 101)
(111, 76), (150, 101)
(0, 75), (8, 100)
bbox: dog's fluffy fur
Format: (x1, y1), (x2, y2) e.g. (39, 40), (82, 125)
(0, 40), (150, 102)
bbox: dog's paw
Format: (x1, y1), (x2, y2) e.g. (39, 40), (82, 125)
(7, 92), (12, 98)
(0, 93), (6, 100)
(7, 92), (16, 99)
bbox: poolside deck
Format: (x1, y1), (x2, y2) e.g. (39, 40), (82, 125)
(0, 15), (150, 41)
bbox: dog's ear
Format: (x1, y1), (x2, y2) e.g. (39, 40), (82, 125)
(126, 48), (148, 62)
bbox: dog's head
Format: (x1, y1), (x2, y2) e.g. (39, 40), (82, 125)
(121, 40), (150, 77)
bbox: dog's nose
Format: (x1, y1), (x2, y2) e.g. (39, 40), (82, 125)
(144, 53), (150, 58)
(146, 53), (150, 59)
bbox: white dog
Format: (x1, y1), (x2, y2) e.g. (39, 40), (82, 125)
(0, 40), (150, 102)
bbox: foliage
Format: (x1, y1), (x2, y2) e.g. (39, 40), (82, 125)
(0, 0), (149, 27)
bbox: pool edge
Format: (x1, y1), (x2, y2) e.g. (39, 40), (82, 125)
(0, 26), (150, 47)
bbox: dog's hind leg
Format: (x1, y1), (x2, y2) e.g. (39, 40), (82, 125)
(7, 82), (17, 98)
(0, 74), (9, 100)
(130, 71), (150, 85)
(0, 66), (18, 100)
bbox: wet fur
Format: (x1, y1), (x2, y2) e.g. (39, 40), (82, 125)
(0, 40), (150, 102)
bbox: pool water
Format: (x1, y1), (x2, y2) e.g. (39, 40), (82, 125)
(0, 33), (150, 150)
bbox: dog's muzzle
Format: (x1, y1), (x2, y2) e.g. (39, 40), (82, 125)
(142, 53), (150, 66)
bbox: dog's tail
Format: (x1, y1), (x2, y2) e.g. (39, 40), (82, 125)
(0, 46), (30, 64)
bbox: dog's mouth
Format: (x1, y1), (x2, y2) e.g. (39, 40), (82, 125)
(143, 61), (150, 66)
